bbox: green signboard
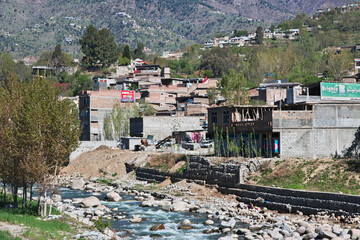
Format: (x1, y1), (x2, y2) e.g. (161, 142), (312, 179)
(321, 82), (360, 100)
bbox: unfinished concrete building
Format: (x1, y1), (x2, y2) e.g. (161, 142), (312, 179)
(208, 82), (360, 158)
(79, 90), (138, 141)
(130, 116), (205, 140)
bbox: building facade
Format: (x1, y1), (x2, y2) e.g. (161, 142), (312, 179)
(208, 103), (360, 158)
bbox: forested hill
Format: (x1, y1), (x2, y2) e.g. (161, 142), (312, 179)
(0, 0), (354, 58)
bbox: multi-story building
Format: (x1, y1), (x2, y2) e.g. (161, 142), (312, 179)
(79, 90), (138, 141)
(208, 82), (360, 158)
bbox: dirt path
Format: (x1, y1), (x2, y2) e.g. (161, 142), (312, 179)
(0, 221), (28, 239)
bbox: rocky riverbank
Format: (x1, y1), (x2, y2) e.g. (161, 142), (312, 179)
(54, 173), (360, 240)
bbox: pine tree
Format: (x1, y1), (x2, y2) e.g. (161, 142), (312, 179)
(255, 26), (264, 45)
(79, 25), (119, 68)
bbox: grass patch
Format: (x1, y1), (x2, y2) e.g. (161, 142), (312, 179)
(0, 208), (72, 239)
(147, 154), (188, 172)
(255, 158), (360, 194)
(0, 230), (21, 240)
(175, 162), (188, 174)
(0, 193), (74, 239)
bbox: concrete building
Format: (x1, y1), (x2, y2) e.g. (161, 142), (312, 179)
(79, 90), (137, 141)
(208, 82), (360, 158)
(130, 116), (205, 140)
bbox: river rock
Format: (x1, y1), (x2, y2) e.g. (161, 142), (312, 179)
(222, 228), (231, 233)
(55, 204), (64, 213)
(72, 179), (85, 190)
(129, 216), (142, 223)
(81, 196), (101, 208)
(178, 225), (193, 230)
(321, 230), (337, 239)
(350, 229), (360, 239)
(220, 218), (236, 229)
(173, 201), (191, 212)
(182, 219), (191, 225)
(134, 196), (144, 201)
(281, 223), (293, 233)
(268, 229), (283, 239)
(140, 200), (155, 207)
(249, 224), (263, 231)
(295, 226), (306, 235)
(52, 194), (62, 202)
(204, 220), (214, 225)
(302, 232), (317, 240)
(94, 210), (105, 217)
(161, 202), (173, 211)
(150, 224), (165, 231)
(106, 192), (122, 202)
(218, 234), (238, 240)
(236, 228), (251, 235)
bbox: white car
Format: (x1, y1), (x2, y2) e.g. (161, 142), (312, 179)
(200, 140), (213, 148)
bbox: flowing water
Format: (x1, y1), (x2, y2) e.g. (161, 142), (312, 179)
(60, 188), (227, 239)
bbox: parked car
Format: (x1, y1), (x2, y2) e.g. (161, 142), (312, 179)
(200, 139), (212, 148)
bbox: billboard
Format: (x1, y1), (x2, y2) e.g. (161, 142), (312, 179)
(121, 90), (135, 102)
(321, 82), (360, 100)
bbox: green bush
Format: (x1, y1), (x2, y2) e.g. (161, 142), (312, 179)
(94, 220), (110, 233)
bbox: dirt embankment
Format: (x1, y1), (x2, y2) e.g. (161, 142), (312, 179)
(248, 157), (360, 195)
(61, 146), (150, 178)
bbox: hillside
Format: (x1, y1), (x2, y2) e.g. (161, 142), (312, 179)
(0, 0), (355, 58)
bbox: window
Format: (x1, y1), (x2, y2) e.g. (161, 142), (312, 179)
(223, 110), (230, 124)
(211, 112), (217, 124)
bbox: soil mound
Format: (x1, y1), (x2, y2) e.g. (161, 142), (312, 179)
(96, 145), (110, 151)
(62, 149), (149, 178)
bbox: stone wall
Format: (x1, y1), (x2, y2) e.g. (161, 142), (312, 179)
(219, 184), (360, 216)
(127, 156), (360, 215)
(126, 156), (264, 185)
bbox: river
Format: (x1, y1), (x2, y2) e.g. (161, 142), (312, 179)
(60, 188), (233, 240)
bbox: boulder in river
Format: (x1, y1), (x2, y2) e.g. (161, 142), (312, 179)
(150, 224), (165, 231)
(173, 201), (191, 212)
(106, 192), (122, 202)
(178, 225), (193, 230)
(81, 196), (101, 208)
(72, 179), (85, 190)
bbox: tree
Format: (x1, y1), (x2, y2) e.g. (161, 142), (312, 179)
(79, 25), (119, 68)
(200, 47), (237, 78)
(52, 44), (62, 68)
(327, 50), (353, 81)
(103, 103), (140, 140)
(72, 74), (92, 95)
(0, 76), (80, 213)
(79, 25), (98, 66)
(233, 30), (248, 37)
(0, 52), (16, 83)
(133, 42), (145, 59)
(255, 26), (264, 45)
(219, 69), (249, 105)
(118, 45), (131, 66)
(123, 45), (131, 59)
(94, 28), (119, 67)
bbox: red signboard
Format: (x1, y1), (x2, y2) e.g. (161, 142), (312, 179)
(121, 90), (135, 102)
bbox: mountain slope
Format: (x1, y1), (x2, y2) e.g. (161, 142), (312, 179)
(0, 0), (355, 58)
